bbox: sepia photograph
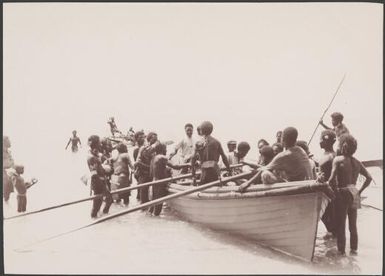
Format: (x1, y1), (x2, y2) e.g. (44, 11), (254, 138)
(3, 2), (383, 274)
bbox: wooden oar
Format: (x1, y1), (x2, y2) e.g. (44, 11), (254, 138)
(4, 164), (244, 221)
(14, 171), (253, 252)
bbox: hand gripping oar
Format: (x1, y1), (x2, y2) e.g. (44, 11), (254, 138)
(308, 74), (346, 146)
(14, 171), (253, 252)
(4, 164), (243, 220)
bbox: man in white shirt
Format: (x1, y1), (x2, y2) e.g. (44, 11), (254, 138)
(169, 123), (196, 173)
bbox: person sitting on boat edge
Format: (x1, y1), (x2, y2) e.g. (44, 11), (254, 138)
(87, 135), (113, 218)
(65, 130), (82, 153)
(191, 121), (232, 185)
(319, 112), (350, 139)
(238, 127), (313, 192)
(168, 123), (196, 174)
(326, 134), (372, 256)
(110, 143), (134, 206)
(148, 142), (189, 216)
(272, 142), (284, 156)
(317, 129), (338, 239)
(296, 140), (317, 180)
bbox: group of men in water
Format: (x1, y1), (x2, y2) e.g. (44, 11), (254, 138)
(2, 111), (374, 258)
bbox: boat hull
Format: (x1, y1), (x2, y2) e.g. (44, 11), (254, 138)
(167, 187), (329, 261)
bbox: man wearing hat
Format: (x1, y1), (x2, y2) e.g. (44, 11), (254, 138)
(319, 112), (350, 138)
(192, 121), (232, 185)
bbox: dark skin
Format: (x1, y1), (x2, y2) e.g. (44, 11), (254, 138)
(320, 117), (340, 130)
(65, 131), (82, 150)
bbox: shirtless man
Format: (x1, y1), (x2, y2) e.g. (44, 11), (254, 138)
(317, 130), (337, 239)
(87, 135), (113, 218)
(107, 117), (122, 136)
(111, 143), (134, 206)
(133, 131), (145, 200)
(239, 127), (312, 192)
(65, 130), (82, 153)
(326, 134), (372, 256)
(319, 112), (350, 139)
(191, 121), (231, 185)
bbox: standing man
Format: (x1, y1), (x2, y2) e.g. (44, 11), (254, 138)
(191, 121), (231, 185)
(3, 136), (14, 202)
(317, 130), (337, 239)
(169, 123), (196, 173)
(87, 135), (113, 218)
(65, 130), (82, 153)
(326, 134), (372, 256)
(133, 130), (146, 200)
(319, 112), (350, 139)
(135, 132), (159, 205)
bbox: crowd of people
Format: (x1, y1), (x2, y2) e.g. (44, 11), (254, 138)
(3, 111), (374, 258)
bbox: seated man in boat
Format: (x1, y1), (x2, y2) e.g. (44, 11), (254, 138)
(168, 123), (196, 174)
(222, 141), (251, 177)
(226, 140), (237, 155)
(326, 134), (372, 256)
(319, 112), (350, 139)
(296, 140), (317, 179)
(148, 143), (189, 216)
(191, 121), (232, 185)
(87, 135), (113, 218)
(317, 129), (337, 239)
(65, 130), (82, 153)
(257, 139), (270, 165)
(242, 145), (274, 184)
(239, 127), (313, 191)
(110, 143), (134, 206)
(272, 142), (284, 156)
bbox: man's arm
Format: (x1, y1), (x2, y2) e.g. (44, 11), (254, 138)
(241, 161), (260, 169)
(319, 119), (331, 130)
(326, 158), (339, 189)
(358, 161), (372, 195)
(65, 138), (72, 150)
(168, 141), (182, 160)
(167, 161), (190, 170)
(125, 154), (135, 171)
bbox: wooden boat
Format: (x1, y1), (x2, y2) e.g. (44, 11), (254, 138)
(167, 180), (332, 262)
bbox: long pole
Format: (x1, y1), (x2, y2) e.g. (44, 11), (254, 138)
(307, 74), (346, 146)
(14, 171), (253, 252)
(4, 164), (243, 220)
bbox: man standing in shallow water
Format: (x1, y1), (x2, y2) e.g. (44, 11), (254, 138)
(65, 130), (82, 153)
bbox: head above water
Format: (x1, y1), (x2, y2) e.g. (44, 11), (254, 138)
(257, 139), (269, 150)
(338, 134), (357, 156)
(199, 121), (213, 136)
(320, 130), (336, 149)
(331, 112), (344, 127)
(147, 132), (158, 144)
(237, 141), (250, 159)
(184, 123), (194, 138)
(282, 127), (298, 148)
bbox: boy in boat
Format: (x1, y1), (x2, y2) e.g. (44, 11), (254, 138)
(87, 135), (113, 218)
(239, 127), (313, 191)
(148, 142), (189, 216)
(296, 140), (317, 180)
(191, 121), (232, 185)
(317, 130), (337, 239)
(3, 136), (14, 202)
(319, 112), (350, 139)
(168, 123), (196, 174)
(133, 130), (146, 200)
(9, 165), (37, 212)
(111, 143), (134, 206)
(326, 134), (372, 256)
(135, 132), (159, 204)
(65, 130), (82, 153)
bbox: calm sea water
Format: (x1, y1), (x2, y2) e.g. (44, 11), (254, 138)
(3, 139), (383, 274)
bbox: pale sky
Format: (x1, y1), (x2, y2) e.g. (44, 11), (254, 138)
(3, 3), (383, 163)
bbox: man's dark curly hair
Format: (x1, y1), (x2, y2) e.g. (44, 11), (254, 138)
(339, 134), (357, 156)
